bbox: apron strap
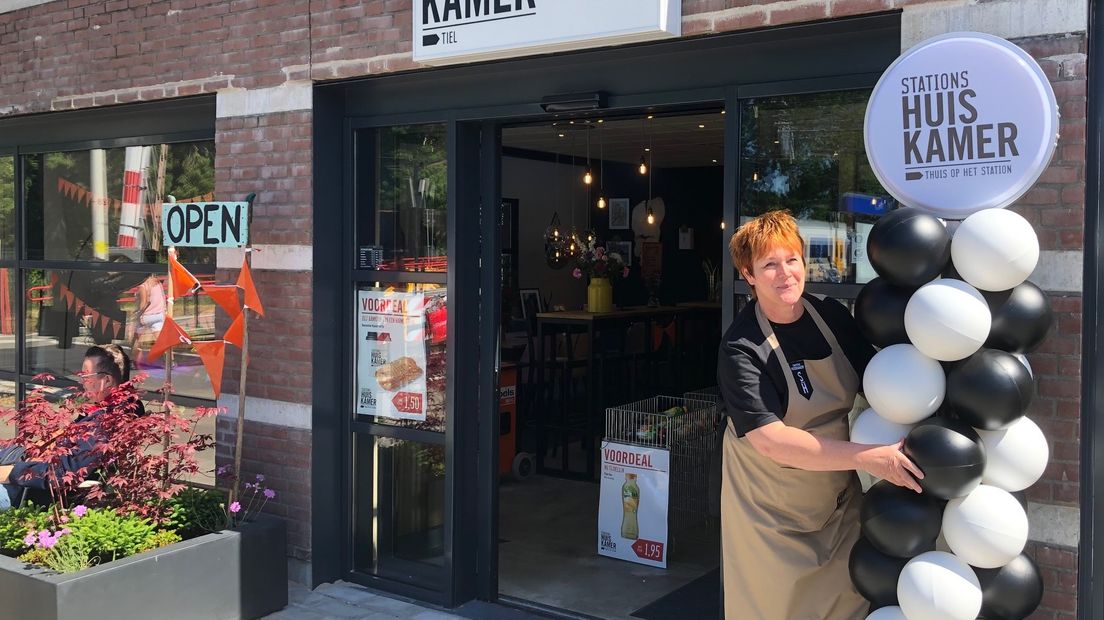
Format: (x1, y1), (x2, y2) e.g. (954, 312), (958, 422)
(754, 298), (848, 397)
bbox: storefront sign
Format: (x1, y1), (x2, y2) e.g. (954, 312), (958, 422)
(161, 202), (249, 247)
(413, 0), (680, 66)
(598, 441), (669, 568)
(864, 33), (1059, 219)
(356, 290), (429, 421)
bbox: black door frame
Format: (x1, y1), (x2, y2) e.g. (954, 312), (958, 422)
(311, 11), (906, 610)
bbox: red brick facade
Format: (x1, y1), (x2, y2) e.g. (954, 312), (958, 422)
(0, 1), (1087, 617)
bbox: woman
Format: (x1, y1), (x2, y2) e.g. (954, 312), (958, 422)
(718, 211), (923, 620)
(130, 273), (166, 366)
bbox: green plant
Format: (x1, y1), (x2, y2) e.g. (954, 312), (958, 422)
(162, 487), (227, 538)
(63, 507), (158, 564)
(139, 530), (182, 553)
(0, 503), (50, 557)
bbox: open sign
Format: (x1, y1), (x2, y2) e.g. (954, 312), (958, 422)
(162, 202), (250, 247)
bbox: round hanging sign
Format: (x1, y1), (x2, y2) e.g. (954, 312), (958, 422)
(864, 32), (1059, 220)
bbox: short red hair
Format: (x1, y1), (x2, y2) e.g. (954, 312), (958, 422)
(729, 210), (805, 288)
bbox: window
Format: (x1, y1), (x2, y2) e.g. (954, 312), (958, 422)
(356, 125), (448, 272)
(22, 143), (216, 264)
(739, 91), (897, 284)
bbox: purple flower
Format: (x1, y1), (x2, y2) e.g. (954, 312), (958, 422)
(22, 533), (35, 547)
(72, 505), (87, 518)
(255, 474), (265, 482)
(264, 488), (276, 499)
(622, 267), (630, 278)
(60, 528), (71, 536)
(229, 501), (241, 514)
(572, 268), (582, 279)
(216, 464), (233, 478)
(244, 482), (254, 490)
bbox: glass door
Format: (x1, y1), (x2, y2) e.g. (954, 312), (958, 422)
(348, 124), (450, 592)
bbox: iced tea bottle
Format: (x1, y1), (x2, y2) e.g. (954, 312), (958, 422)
(621, 473), (640, 539)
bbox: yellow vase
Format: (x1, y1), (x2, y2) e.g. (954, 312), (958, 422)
(587, 277), (613, 313)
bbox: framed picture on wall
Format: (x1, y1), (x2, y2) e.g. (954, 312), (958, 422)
(519, 288), (544, 323)
(609, 199), (630, 229)
(608, 241), (632, 267)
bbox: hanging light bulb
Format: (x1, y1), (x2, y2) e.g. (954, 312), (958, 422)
(584, 167), (593, 185)
(752, 171), (759, 181)
(646, 204), (655, 225)
(639, 155), (648, 175)
(721, 221), (726, 230)
(597, 195), (607, 209)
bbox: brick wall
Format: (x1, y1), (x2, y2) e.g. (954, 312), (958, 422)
(216, 417), (312, 564)
(0, 0), (1090, 615)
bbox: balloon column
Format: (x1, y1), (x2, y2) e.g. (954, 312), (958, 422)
(849, 206), (1052, 620)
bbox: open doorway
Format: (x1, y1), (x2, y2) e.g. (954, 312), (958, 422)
(495, 109), (726, 620)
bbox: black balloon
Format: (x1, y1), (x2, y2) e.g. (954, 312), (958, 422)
(903, 417), (986, 500)
(983, 281), (1054, 353)
(860, 480), (943, 558)
(867, 208), (951, 287)
(849, 536), (908, 608)
(976, 553), (1043, 620)
(855, 278), (915, 348)
(946, 349), (1034, 430)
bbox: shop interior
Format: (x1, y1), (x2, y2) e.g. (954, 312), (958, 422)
(495, 109), (726, 620)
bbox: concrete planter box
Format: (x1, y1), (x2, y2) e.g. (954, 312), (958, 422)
(0, 515), (287, 620)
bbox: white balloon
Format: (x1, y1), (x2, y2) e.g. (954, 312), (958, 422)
(1013, 352), (1034, 377)
(942, 485), (1029, 568)
(951, 208), (1040, 291)
(851, 408), (915, 445)
(866, 607), (907, 620)
(977, 417), (1049, 492)
(863, 344), (945, 424)
(897, 551), (982, 620)
(904, 279), (991, 361)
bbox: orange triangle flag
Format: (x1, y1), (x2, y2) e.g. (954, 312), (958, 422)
(224, 312), (244, 349)
(112, 321), (121, 339)
(236, 259), (264, 316)
(100, 313), (110, 332)
(193, 341), (226, 399)
(149, 316), (192, 360)
(204, 285), (241, 319)
(169, 252), (201, 298)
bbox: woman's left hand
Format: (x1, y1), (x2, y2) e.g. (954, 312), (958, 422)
(856, 440), (925, 493)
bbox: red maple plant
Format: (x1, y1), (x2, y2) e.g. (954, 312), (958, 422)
(0, 375), (215, 523)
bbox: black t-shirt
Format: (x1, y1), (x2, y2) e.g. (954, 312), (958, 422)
(717, 293), (876, 437)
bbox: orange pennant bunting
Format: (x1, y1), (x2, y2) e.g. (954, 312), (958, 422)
(224, 312), (244, 349)
(149, 316), (192, 361)
(193, 340), (226, 399)
(112, 321), (121, 339)
(236, 259), (265, 316)
(204, 285), (241, 319)
(100, 313), (110, 332)
(169, 252), (201, 298)
(88, 309), (100, 327)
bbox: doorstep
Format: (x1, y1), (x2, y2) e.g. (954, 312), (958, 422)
(264, 581), (462, 620)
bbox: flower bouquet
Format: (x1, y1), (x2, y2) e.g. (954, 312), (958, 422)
(571, 239), (629, 313)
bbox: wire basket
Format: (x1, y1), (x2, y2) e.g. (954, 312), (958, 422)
(604, 395), (718, 450)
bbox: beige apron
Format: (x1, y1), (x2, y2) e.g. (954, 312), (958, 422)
(721, 299), (867, 620)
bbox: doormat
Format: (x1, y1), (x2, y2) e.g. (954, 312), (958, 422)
(630, 567), (720, 620)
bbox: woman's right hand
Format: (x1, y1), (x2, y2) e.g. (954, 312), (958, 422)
(858, 440), (924, 493)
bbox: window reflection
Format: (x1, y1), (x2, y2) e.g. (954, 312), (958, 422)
(21, 143), (216, 264)
(0, 156), (13, 260)
(24, 269), (215, 401)
(740, 91), (897, 284)
(357, 125), (448, 272)
(353, 433), (446, 581)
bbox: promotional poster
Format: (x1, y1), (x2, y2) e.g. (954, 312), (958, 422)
(356, 290), (429, 421)
(598, 441), (670, 568)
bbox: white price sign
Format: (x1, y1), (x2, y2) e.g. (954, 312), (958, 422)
(356, 291), (429, 421)
(598, 441), (669, 568)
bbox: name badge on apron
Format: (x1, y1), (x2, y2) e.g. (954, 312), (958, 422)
(790, 361), (813, 399)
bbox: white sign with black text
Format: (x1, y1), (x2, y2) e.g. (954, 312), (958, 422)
(597, 441), (669, 568)
(356, 291), (429, 421)
(864, 32), (1059, 219)
(413, 0), (680, 66)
